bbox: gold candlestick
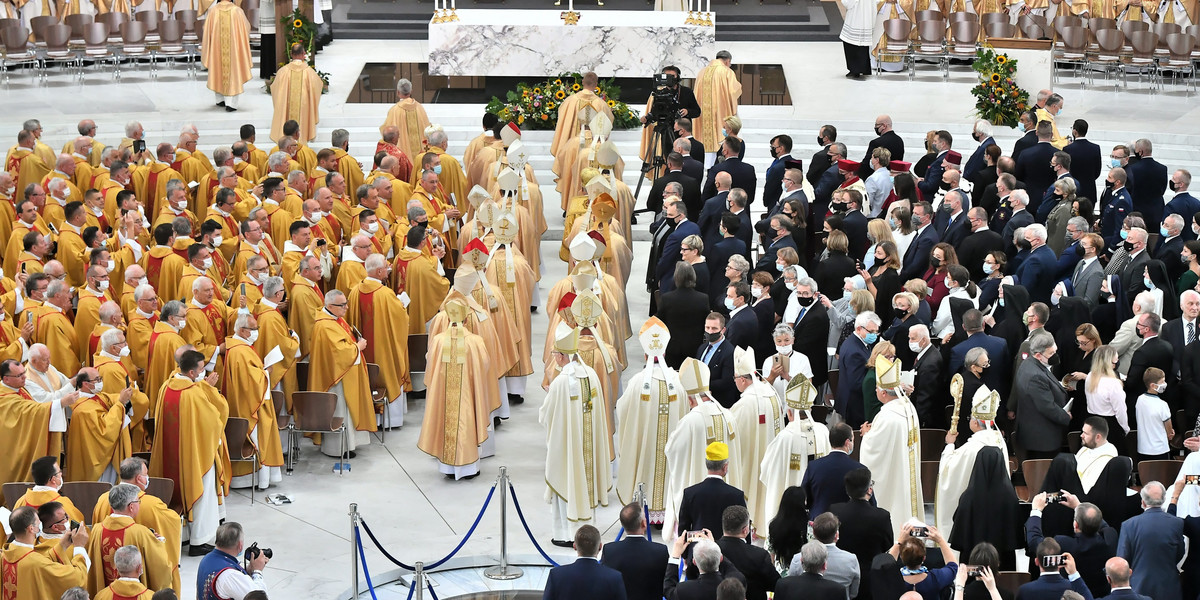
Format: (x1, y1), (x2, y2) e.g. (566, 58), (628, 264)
(446, 7), (459, 21)
(432, 9), (444, 22)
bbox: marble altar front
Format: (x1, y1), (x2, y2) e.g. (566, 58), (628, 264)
(428, 10), (715, 77)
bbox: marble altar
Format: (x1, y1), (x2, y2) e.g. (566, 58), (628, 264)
(428, 10), (715, 77)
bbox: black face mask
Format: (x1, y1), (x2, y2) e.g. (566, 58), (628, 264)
(972, 131), (982, 142)
(1170, 180), (1179, 192)
(1123, 240), (1134, 252)
(770, 147), (778, 159)
(874, 125), (883, 136)
(1075, 244), (1085, 257)
(831, 202), (847, 213)
(930, 256), (942, 268)
(704, 331), (721, 343)
(797, 295), (815, 307)
(817, 136), (825, 147)
(939, 180), (952, 191)
(1105, 180), (1115, 190)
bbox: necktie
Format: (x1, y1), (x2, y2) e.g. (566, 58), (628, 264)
(1189, 322), (1196, 345)
(702, 344), (715, 364)
(1072, 259), (1085, 285)
(794, 307), (807, 327)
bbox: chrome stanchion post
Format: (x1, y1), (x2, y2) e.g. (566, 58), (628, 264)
(414, 561), (425, 600)
(484, 466), (523, 580)
(350, 503), (360, 600)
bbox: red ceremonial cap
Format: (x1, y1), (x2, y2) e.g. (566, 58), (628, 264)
(945, 151), (963, 166)
(888, 160), (912, 172)
(558, 292), (577, 312)
(836, 159), (860, 172)
(464, 238), (489, 255)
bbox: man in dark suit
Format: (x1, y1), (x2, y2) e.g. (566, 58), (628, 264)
(774, 541), (848, 600)
(764, 134), (795, 211)
(1117, 481), (1185, 600)
(957, 208), (1005, 282)
(839, 189), (871, 259)
(1037, 152), (1081, 222)
(648, 211), (679, 311)
(1012, 330), (1070, 459)
(698, 313), (738, 407)
(676, 117), (706, 163)
(1160, 290), (1200, 386)
(1156, 214), (1187, 282)
(807, 125), (837, 188)
(715, 506), (779, 600)
(1011, 112), (1038, 161)
(543, 525), (628, 600)
(963, 120), (997, 181)
(1099, 558), (1152, 600)
(985, 167), (1021, 232)
(656, 199), (701, 291)
(663, 532), (743, 600)
(723, 282), (758, 351)
(697, 175), (732, 250)
(917, 130), (953, 199)
(1015, 122), (1060, 217)
(658, 262), (713, 369)
(1065, 119), (1102, 204)
(856, 115), (905, 180)
(836, 313), (878, 428)
(1017, 538), (1096, 600)
(728, 191), (754, 256)
(677, 442), (746, 541)
(1125, 313), (1175, 415)
(899, 201), (939, 282)
(1072, 233), (1106, 310)
(938, 189), (970, 249)
(1025, 492), (1118, 597)
(755, 213), (798, 275)
(601, 503), (670, 600)
(649, 152), (704, 218)
(1120, 228), (1151, 297)
(703, 137), (757, 207)
(1055, 217), (1088, 280)
(830, 468), (893, 600)
(1099, 169), (1134, 251)
(1017, 224), (1059, 305)
(813, 144), (847, 222)
(1126, 139), (1170, 242)
(1165, 169), (1200, 241)
(707, 214), (748, 293)
(788, 278), (831, 391)
(1001, 190), (1035, 257)
(907, 324), (945, 428)
(802, 423), (865, 518)
(948, 309), (1009, 394)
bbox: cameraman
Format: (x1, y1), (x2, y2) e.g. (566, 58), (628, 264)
(642, 66), (701, 124)
(641, 67), (702, 167)
(197, 522), (269, 600)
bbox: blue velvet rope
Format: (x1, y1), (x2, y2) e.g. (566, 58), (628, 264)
(358, 483), (497, 571)
(506, 482), (561, 567)
(355, 526), (381, 600)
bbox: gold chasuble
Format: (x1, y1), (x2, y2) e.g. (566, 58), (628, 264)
(551, 89), (614, 166)
(417, 301), (494, 470)
(390, 249), (448, 334)
(692, 59), (743, 149)
(309, 311), (376, 435)
(270, 59), (324, 144)
(64, 392), (132, 482)
(84, 515), (175, 595)
(201, 1), (253, 97)
(94, 580), (154, 600)
(0, 385), (56, 496)
(143, 323), (187, 424)
(0, 542), (89, 600)
(347, 278), (411, 402)
(150, 376), (229, 522)
(251, 301), (299, 410)
(380, 98), (432, 161)
(224, 338), (284, 478)
(6, 148), (50, 199)
(92, 489), (182, 585)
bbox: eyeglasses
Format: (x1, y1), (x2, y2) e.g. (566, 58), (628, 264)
(329, 303), (348, 308)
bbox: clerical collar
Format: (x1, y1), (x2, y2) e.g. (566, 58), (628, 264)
(8, 540), (33, 549)
(283, 241), (308, 254)
(267, 171), (283, 178)
(0, 382), (19, 392)
(261, 298), (279, 309)
(136, 308), (155, 319)
(117, 577), (141, 582)
(288, 186), (303, 196)
(345, 254), (365, 264)
(155, 160), (170, 167)
(63, 222), (81, 234)
(264, 197), (279, 206)
(233, 157), (245, 165)
(191, 298), (209, 309)
(99, 350), (120, 360)
(173, 373), (194, 381)
(32, 485), (57, 492)
(53, 170), (68, 178)
(73, 153), (88, 160)
(44, 303), (64, 314)
(322, 309), (336, 318)
(41, 532), (64, 540)
(365, 277), (382, 284)
(79, 391), (96, 399)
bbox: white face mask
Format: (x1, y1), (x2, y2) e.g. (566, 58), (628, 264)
(368, 222), (379, 233)
(775, 345), (792, 355)
(171, 319), (184, 333)
(212, 235), (223, 247)
(310, 211), (324, 222)
(776, 261), (787, 272)
(785, 282), (796, 291)
(2, 185), (13, 196)
(944, 277), (954, 289)
(92, 381), (103, 394)
(254, 272), (268, 285)
(138, 277), (149, 288)
(97, 280), (109, 291)
(106, 260), (115, 272)
(724, 297), (736, 311)
(91, 206), (103, 216)
(63, 188), (71, 198)
(751, 286), (763, 299)
(909, 341), (923, 352)
(119, 346), (131, 357)
(202, 258), (213, 271)
(1157, 382), (1168, 392)
(247, 330), (259, 344)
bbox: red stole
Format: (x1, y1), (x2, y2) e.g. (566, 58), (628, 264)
(158, 384), (184, 510)
(356, 290), (376, 363)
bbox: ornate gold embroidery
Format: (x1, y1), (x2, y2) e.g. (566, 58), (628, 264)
(581, 376), (596, 507)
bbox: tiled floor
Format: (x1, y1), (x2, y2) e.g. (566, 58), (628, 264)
(0, 37), (1194, 599)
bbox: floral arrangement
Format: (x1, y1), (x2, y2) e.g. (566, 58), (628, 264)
(271, 9), (331, 94)
(970, 46), (1029, 128)
(484, 74), (641, 130)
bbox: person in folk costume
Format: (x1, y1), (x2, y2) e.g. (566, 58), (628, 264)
(728, 346), (785, 537)
(615, 317), (690, 525)
(542, 321), (613, 547)
(494, 159), (542, 285)
(427, 263), (509, 421)
(542, 262), (626, 372)
(543, 290), (621, 442)
(859, 353), (923, 540)
(759, 373), (832, 527)
(417, 297), (496, 480)
(483, 209), (536, 404)
(661, 358), (743, 546)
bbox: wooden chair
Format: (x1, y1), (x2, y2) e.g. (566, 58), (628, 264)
(915, 9), (944, 23)
(913, 20), (951, 80)
(877, 18), (914, 76)
(1067, 431), (1082, 453)
(981, 12), (1009, 30)
(134, 10), (161, 46)
(117, 21), (149, 77)
(1138, 459), (1183, 488)
(0, 18), (18, 33)
(225, 417), (259, 503)
(39, 23), (75, 79)
(949, 21), (981, 60)
(1122, 31), (1160, 91)
(295, 360), (310, 390)
(408, 334), (429, 376)
(60, 481), (112, 525)
(1120, 19), (1150, 40)
(985, 21), (1016, 39)
(1158, 33), (1197, 95)
(64, 13), (93, 47)
(921, 429), (947, 461)
(948, 11), (978, 24)
(290, 391), (348, 474)
(145, 477), (174, 507)
(30, 15), (55, 47)
(367, 362), (391, 443)
(1090, 28), (1125, 86)
(996, 571), (1031, 597)
(175, 9), (199, 44)
(921, 460), (939, 503)
(2, 482), (31, 510)
(1054, 26), (1090, 85)
(1018, 13), (1048, 38)
(1053, 14), (1083, 41)
(154, 19), (196, 76)
(96, 11), (129, 44)
(1023, 458), (1053, 497)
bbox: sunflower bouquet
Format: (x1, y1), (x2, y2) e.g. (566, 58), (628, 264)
(484, 73), (641, 131)
(970, 46), (1029, 127)
(276, 9), (331, 93)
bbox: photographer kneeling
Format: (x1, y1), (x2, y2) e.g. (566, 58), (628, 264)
(196, 522), (269, 600)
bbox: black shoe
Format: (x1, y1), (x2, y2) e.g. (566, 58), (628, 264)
(551, 539), (574, 548)
(530, 306), (538, 313)
(347, 451), (357, 459)
(409, 389), (427, 400)
(461, 472), (480, 480)
(188, 543), (215, 556)
(508, 394), (525, 405)
(216, 101), (225, 107)
(494, 416), (502, 428)
(225, 106), (238, 112)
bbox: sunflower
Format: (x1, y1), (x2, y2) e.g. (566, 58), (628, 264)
(554, 79), (562, 85)
(990, 73), (1001, 83)
(607, 99), (615, 107)
(572, 83), (581, 91)
(533, 87), (542, 94)
(293, 18), (303, 28)
(555, 90), (566, 100)
(547, 102), (556, 110)
(996, 55), (1007, 64)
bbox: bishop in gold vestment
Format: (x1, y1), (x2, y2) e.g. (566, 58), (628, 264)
(201, 0), (253, 109)
(270, 45), (324, 144)
(380, 84), (432, 162)
(693, 55), (743, 163)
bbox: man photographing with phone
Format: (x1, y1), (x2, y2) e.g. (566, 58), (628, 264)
(2, 506), (91, 599)
(1016, 539), (1093, 600)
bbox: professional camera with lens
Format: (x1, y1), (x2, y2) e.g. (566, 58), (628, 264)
(244, 542), (273, 563)
(646, 73), (682, 126)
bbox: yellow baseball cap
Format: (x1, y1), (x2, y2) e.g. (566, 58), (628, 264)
(705, 442), (729, 461)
